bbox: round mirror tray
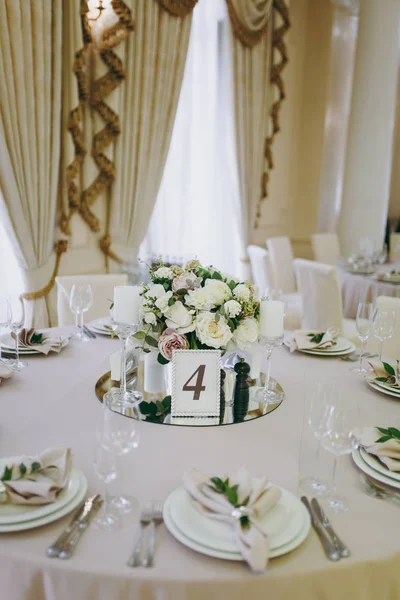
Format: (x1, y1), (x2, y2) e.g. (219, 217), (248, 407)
(95, 368), (284, 427)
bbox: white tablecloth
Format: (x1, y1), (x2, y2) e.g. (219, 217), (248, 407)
(1, 330), (400, 600)
(339, 263), (400, 318)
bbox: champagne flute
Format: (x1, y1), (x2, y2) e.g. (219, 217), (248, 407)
(350, 302), (373, 375)
(372, 309), (396, 361)
(9, 297), (27, 370)
(0, 296), (12, 366)
(69, 284), (93, 341)
(92, 445), (119, 531)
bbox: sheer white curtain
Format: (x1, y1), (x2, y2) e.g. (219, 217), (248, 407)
(140, 0), (245, 278)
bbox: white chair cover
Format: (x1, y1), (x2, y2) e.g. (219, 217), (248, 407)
(247, 245), (273, 294)
(55, 274), (128, 327)
(375, 296), (400, 359)
(311, 233), (340, 265)
(266, 236), (296, 293)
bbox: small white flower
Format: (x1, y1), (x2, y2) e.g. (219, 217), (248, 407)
(224, 299), (242, 318)
(165, 301), (195, 334)
(185, 287), (217, 311)
(233, 317), (259, 349)
(154, 267), (174, 280)
(155, 291), (173, 313)
(145, 283), (166, 300)
(204, 279), (232, 305)
(195, 312), (233, 349)
(144, 312), (157, 325)
(233, 283), (251, 302)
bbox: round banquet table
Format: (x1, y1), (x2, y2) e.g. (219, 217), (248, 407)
(339, 262), (400, 319)
(1, 329), (400, 600)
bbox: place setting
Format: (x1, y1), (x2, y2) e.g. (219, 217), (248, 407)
(284, 327), (356, 357)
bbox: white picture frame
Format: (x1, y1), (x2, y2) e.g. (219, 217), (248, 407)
(171, 350), (221, 418)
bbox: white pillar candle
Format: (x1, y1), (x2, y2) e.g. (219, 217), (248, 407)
(110, 350), (121, 382)
(259, 300), (284, 338)
(113, 286), (141, 324)
(144, 352), (165, 394)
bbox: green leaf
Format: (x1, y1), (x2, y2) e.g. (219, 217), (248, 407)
(383, 362), (395, 376)
(375, 435), (392, 443)
(162, 395), (172, 408)
(376, 427), (390, 435)
(19, 463), (27, 477)
(1, 466), (12, 481)
(215, 313), (220, 323)
(388, 427), (400, 440)
(168, 297), (174, 306)
(163, 282), (171, 292)
(226, 484), (238, 507)
(176, 288), (187, 296)
(139, 402), (152, 415)
(240, 515), (250, 529)
(148, 403), (158, 415)
(376, 377), (390, 382)
(156, 401), (165, 414)
(31, 462), (41, 473)
(30, 332), (43, 345)
(133, 331), (146, 340)
(228, 280), (236, 291)
(157, 353), (170, 365)
(211, 271), (222, 280)
(210, 477), (226, 493)
(145, 335), (158, 348)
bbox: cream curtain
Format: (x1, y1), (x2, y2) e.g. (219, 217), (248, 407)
(0, 0), (65, 327)
(108, 0), (193, 262)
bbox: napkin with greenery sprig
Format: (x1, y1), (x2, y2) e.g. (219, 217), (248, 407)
(289, 327), (338, 352)
(0, 448), (71, 504)
(368, 360), (400, 389)
(361, 427), (400, 472)
(11, 329), (66, 355)
(183, 467), (281, 572)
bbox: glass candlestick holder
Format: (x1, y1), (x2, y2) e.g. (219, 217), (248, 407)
(104, 322), (143, 408)
(255, 334), (284, 405)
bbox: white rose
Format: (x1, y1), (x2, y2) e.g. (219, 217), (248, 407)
(224, 299), (242, 318)
(165, 301), (195, 334)
(144, 312), (157, 325)
(204, 279), (232, 305)
(154, 267), (174, 280)
(185, 287), (217, 311)
(233, 317), (259, 349)
(145, 284), (166, 300)
(195, 312), (233, 349)
(233, 283), (251, 302)
(155, 291), (173, 313)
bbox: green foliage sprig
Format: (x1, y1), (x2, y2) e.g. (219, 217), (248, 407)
(375, 426), (400, 444)
(208, 477), (250, 529)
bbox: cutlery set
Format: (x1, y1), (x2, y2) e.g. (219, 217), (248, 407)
(83, 326), (96, 340)
(127, 504), (164, 568)
(301, 497), (350, 562)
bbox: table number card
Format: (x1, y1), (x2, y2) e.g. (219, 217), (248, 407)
(171, 350), (221, 417)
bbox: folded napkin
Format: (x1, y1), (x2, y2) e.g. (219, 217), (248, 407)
(183, 467), (282, 572)
(362, 428), (400, 472)
(368, 360), (400, 389)
(0, 362), (12, 384)
(289, 328), (338, 352)
(11, 329), (65, 355)
(0, 448), (71, 504)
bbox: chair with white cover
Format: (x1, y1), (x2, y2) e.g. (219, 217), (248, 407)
(247, 245), (273, 294)
(293, 259), (356, 339)
(311, 233), (340, 265)
(373, 296), (400, 360)
(55, 274), (128, 327)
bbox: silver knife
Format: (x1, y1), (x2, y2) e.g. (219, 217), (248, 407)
(311, 498), (350, 558)
(58, 495), (103, 559)
(301, 496), (340, 561)
(46, 496), (97, 558)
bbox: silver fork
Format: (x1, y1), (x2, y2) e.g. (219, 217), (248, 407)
(142, 504), (164, 568)
(126, 506), (152, 567)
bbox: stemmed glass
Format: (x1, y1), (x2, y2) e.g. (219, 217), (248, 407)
(350, 302), (373, 375)
(69, 284), (93, 341)
(372, 309), (396, 361)
(299, 381), (335, 496)
(319, 392), (360, 513)
(9, 297), (27, 370)
(92, 445), (119, 531)
(97, 400), (141, 514)
(0, 296), (12, 366)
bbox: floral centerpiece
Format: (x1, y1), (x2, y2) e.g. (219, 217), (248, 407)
(135, 260), (260, 365)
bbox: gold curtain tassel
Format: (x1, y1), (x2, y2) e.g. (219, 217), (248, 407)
(21, 241), (69, 301)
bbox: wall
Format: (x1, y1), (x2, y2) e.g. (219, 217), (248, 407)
(253, 0), (334, 259)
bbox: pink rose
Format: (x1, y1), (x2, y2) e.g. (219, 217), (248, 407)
(171, 272), (197, 293)
(158, 328), (188, 360)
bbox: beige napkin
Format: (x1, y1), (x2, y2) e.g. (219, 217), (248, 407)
(0, 448), (72, 504)
(11, 329), (65, 355)
(362, 428), (400, 472)
(183, 467), (282, 572)
(289, 327), (338, 352)
(0, 362), (12, 385)
(368, 361), (400, 389)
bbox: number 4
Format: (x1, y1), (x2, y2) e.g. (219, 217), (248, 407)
(183, 365), (206, 400)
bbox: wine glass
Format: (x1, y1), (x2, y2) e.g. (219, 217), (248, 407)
(350, 302), (373, 375)
(9, 297), (27, 370)
(92, 445), (119, 531)
(0, 296), (12, 366)
(69, 284), (93, 341)
(372, 309), (396, 361)
(319, 393), (360, 513)
(299, 380), (335, 495)
(97, 400), (141, 514)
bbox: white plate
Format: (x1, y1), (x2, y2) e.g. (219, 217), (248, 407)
(284, 336), (355, 356)
(366, 379), (400, 399)
(164, 495), (311, 561)
(168, 486), (307, 553)
(359, 447), (400, 483)
(0, 470), (88, 532)
(352, 448), (400, 490)
(88, 318), (113, 336)
(0, 468), (83, 525)
(365, 373), (400, 395)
